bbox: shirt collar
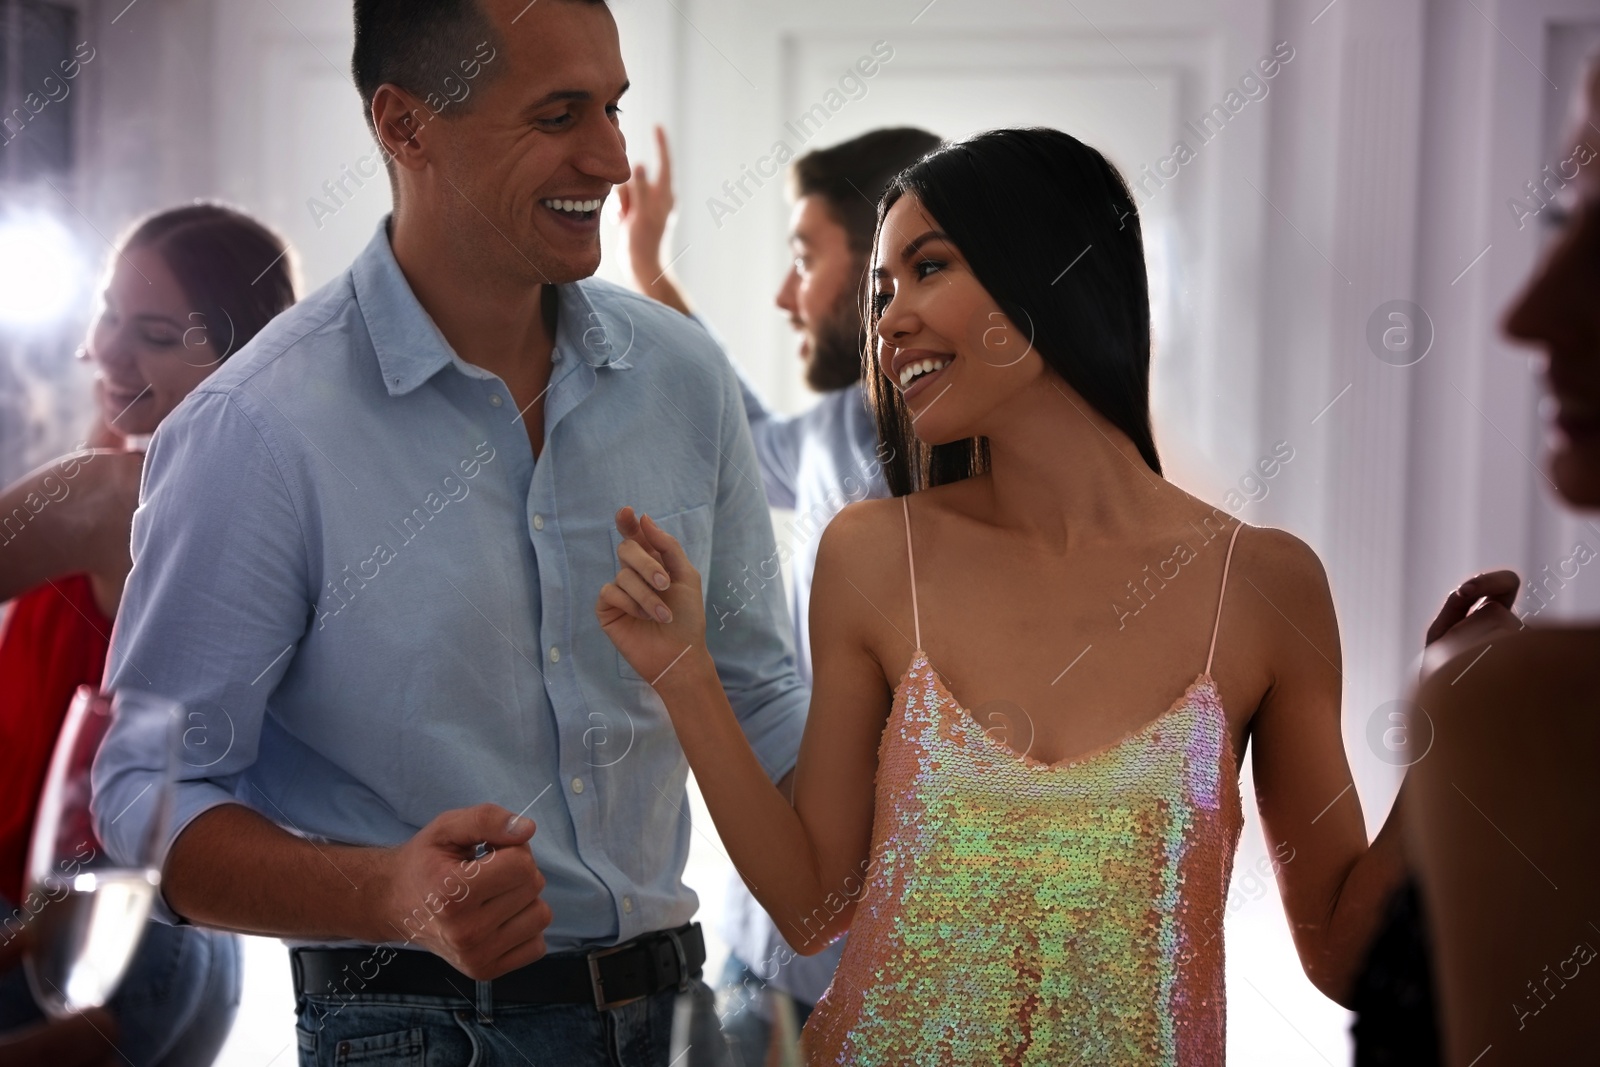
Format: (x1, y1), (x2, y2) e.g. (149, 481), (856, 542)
(556, 274), (635, 371)
(351, 214), (632, 398)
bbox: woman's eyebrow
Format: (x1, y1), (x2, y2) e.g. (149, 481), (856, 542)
(899, 229), (950, 261)
(873, 229), (953, 279)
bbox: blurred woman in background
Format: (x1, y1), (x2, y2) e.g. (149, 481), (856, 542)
(1405, 52), (1600, 1064)
(0, 203), (297, 1064)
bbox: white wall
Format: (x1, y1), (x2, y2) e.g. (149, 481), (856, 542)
(44, 0), (1600, 1062)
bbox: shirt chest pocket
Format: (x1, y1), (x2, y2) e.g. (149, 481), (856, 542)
(607, 502), (713, 679)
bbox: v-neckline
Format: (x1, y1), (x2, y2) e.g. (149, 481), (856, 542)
(894, 648), (1226, 772)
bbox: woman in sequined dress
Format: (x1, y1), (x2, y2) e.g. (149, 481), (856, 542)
(598, 128), (1460, 1065)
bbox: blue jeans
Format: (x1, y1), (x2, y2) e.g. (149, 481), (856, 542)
(0, 896), (241, 1067)
(295, 977), (735, 1067)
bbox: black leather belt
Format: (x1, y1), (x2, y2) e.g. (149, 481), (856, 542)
(291, 922), (704, 1012)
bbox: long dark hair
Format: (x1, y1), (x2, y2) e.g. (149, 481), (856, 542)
(119, 203), (297, 362)
(865, 128), (1160, 496)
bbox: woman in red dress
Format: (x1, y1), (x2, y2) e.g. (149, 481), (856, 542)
(0, 203), (296, 1063)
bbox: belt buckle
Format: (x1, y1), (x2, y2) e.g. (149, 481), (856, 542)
(587, 941), (645, 1012)
(666, 927), (691, 993)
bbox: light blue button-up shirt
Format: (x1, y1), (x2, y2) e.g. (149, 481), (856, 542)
(733, 377), (888, 684)
(92, 216), (807, 952)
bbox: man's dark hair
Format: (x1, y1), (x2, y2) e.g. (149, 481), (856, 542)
(789, 127), (942, 254)
(351, 0), (510, 137)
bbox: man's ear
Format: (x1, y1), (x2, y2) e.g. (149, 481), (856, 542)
(370, 84), (434, 175)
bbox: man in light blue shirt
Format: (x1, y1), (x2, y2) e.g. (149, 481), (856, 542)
(91, 0), (802, 1061)
(621, 124), (939, 1062)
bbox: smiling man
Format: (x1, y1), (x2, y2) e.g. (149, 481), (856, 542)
(90, 1), (804, 1062)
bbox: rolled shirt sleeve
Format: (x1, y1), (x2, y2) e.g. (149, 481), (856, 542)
(92, 390), (311, 921)
(700, 346), (808, 784)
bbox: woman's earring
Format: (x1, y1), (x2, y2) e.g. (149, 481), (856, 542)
(73, 344), (89, 361)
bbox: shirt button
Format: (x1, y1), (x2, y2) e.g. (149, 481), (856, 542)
(549, 646), (560, 663)
(552, 349), (563, 363)
(532, 514), (545, 531)
(623, 896), (634, 914)
(489, 394), (503, 407)
(571, 777), (584, 794)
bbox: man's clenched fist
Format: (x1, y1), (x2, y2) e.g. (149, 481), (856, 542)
(383, 803), (553, 980)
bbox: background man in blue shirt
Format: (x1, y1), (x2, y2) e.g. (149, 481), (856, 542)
(621, 124), (939, 1063)
(91, 1), (805, 1061)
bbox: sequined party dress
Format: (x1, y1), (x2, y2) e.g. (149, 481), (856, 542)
(802, 498), (1246, 1066)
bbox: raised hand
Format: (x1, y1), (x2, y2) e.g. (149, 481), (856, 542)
(382, 804), (552, 980)
(595, 506), (708, 686)
(618, 125), (676, 281)
(618, 128), (695, 316)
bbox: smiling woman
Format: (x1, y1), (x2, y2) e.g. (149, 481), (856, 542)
(867, 128), (1162, 494)
(0, 201), (296, 1063)
(590, 126), (1505, 1066)
(87, 206), (298, 437)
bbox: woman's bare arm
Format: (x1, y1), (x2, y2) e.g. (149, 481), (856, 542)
(1244, 529), (1408, 1006)
(0, 450), (143, 604)
(601, 503), (892, 953)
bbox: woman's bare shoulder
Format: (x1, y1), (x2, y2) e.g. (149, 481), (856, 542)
(1420, 624), (1600, 719)
(815, 497), (907, 575)
(1161, 482), (1330, 590)
(1218, 519), (1332, 605)
(808, 498), (917, 682)
(1412, 626), (1600, 814)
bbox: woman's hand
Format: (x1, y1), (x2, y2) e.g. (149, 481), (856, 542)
(595, 506), (709, 687)
(1419, 570), (1522, 685)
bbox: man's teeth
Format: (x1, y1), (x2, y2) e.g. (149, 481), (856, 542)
(899, 358), (951, 388)
(542, 198), (602, 214)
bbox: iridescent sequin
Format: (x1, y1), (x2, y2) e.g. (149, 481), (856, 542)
(802, 502), (1245, 1065)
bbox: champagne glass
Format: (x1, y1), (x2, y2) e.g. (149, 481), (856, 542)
(672, 982), (805, 1067)
(22, 686), (178, 1018)
(762, 984), (805, 1067)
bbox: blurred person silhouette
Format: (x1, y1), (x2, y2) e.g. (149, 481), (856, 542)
(620, 124), (939, 1065)
(1356, 48), (1600, 1066)
(0, 203), (297, 1063)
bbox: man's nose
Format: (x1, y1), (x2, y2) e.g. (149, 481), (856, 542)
(577, 117), (632, 187)
(775, 268), (799, 315)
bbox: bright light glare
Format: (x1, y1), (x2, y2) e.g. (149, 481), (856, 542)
(0, 215), (83, 326)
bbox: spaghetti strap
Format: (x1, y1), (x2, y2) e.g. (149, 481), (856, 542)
(1205, 522), (1245, 677)
(902, 496), (922, 652)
